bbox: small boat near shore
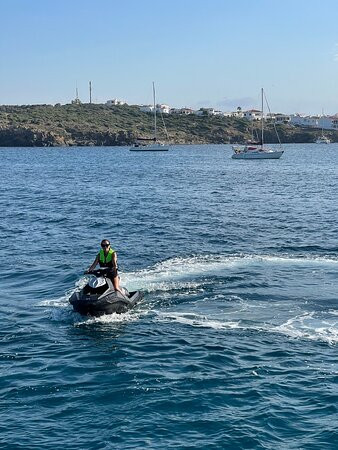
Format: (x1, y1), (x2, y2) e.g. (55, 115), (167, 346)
(232, 144), (284, 159)
(315, 111), (331, 144)
(315, 130), (331, 144)
(232, 88), (284, 160)
(130, 82), (170, 152)
(315, 136), (331, 144)
(130, 137), (169, 151)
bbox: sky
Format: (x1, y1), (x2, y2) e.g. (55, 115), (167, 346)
(1, 0), (338, 115)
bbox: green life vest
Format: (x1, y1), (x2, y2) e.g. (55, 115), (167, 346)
(99, 248), (115, 267)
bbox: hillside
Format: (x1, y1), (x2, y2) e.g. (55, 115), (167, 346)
(0, 103), (336, 147)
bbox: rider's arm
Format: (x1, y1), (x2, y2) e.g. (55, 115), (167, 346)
(113, 252), (118, 270)
(87, 254), (99, 272)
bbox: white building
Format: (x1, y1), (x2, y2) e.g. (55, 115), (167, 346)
(242, 109), (262, 121)
(194, 108), (216, 116)
(266, 113), (291, 124)
(290, 114), (319, 128)
(287, 113), (338, 129)
(156, 104), (170, 114)
(139, 104), (154, 113)
(170, 107), (194, 115)
(332, 116), (338, 129)
(231, 109), (244, 118)
(138, 103), (171, 114)
(106, 99), (126, 106)
(318, 115), (338, 130)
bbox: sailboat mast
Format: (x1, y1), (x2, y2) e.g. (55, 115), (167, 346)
(321, 108), (324, 137)
(153, 82), (157, 141)
(261, 87), (264, 147)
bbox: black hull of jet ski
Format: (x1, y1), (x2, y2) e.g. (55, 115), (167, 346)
(69, 289), (143, 316)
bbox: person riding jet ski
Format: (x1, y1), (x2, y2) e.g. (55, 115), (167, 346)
(85, 239), (122, 294)
(69, 239), (143, 316)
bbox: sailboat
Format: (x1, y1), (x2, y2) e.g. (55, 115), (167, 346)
(130, 82), (170, 152)
(315, 112), (331, 144)
(232, 88), (284, 160)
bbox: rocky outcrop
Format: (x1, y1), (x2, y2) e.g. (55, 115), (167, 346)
(0, 126), (135, 147)
(0, 126), (68, 146)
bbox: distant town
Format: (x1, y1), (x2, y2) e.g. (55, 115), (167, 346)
(70, 94), (338, 131)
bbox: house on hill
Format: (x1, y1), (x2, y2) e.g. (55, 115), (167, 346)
(170, 107), (194, 115)
(242, 109), (262, 121)
(106, 99), (126, 106)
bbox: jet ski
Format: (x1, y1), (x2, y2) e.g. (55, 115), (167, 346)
(69, 268), (143, 316)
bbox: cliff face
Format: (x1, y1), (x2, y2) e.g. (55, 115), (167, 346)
(0, 104), (336, 146)
(0, 127), (135, 146)
(0, 127), (66, 146)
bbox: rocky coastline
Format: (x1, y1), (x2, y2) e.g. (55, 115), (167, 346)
(0, 104), (336, 147)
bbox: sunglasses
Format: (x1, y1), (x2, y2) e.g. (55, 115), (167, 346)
(101, 243), (110, 248)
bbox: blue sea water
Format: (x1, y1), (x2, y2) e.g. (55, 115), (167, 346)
(0, 144), (337, 449)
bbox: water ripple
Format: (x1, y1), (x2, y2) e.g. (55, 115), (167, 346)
(0, 145), (337, 449)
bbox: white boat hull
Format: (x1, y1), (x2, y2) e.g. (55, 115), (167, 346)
(232, 150), (284, 159)
(315, 138), (330, 144)
(130, 143), (169, 152)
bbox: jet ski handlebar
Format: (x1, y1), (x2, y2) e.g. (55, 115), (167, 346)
(84, 268), (110, 277)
